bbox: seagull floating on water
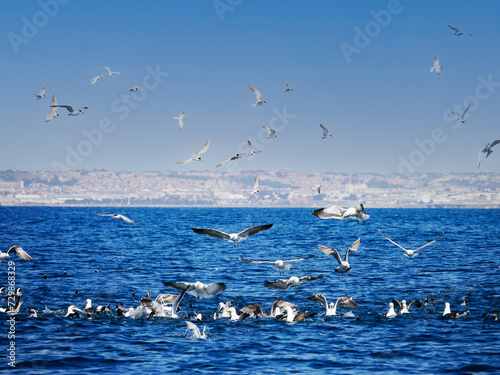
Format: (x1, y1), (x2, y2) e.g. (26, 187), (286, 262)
(391, 299), (422, 314)
(34, 85), (46, 99)
(320, 124), (333, 139)
(378, 229), (444, 259)
(430, 56), (442, 76)
(162, 281), (226, 299)
(307, 294), (359, 316)
(443, 302), (469, 318)
(97, 212), (134, 223)
(262, 126), (277, 139)
(448, 25), (472, 36)
(173, 112), (186, 130)
(451, 104), (470, 123)
(238, 253), (316, 275)
(45, 95), (60, 122)
(0, 246), (33, 263)
(177, 139), (211, 165)
(385, 302), (397, 318)
(249, 85), (266, 106)
(65, 305), (82, 318)
(478, 140), (500, 170)
(312, 204), (369, 223)
(318, 238), (360, 276)
(191, 223), (272, 244)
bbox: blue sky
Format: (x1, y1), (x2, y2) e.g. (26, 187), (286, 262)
(1, 0), (499, 173)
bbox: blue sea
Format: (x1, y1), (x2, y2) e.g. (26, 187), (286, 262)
(1, 207), (499, 374)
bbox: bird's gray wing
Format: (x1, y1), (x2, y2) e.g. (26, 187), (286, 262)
(408, 300), (422, 309)
(307, 294), (328, 310)
(264, 279), (289, 290)
(7, 246), (33, 261)
(191, 228), (231, 240)
(155, 294), (178, 304)
(345, 238), (361, 260)
(162, 281), (194, 292)
(237, 223), (273, 239)
(52, 105), (74, 112)
(239, 304), (263, 317)
(461, 104), (471, 119)
(448, 25), (459, 32)
(478, 150), (484, 169)
(318, 244), (343, 265)
(271, 300), (297, 313)
(413, 231), (444, 252)
(338, 296), (359, 308)
(205, 282), (226, 297)
(319, 124), (328, 137)
(249, 85), (261, 100)
(284, 253), (317, 263)
(172, 286), (189, 313)
(312, 205), (345, 219)
(238, 257), (274, 264)
(378, 229), (408, 252)
(391, 299), (402, 311)
(490, 139), (500, 148)
(300, 275), (323, 282)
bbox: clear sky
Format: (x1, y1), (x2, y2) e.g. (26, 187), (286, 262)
(1, 0), (499, 174)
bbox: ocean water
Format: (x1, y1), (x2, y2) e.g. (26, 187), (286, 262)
(1, 207), (499, 374)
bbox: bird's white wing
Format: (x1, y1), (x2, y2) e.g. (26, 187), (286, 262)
(378, 229), (408, 252)
(252, 176), (259, 190)
(162, 281), (194, 292)
(238, 257), (275, 264)
(90, 76), (102, 85)
(249, 85), (262, 101)
(285, 253), (317, 263)
(205, 283), (226, 297)
(45, 107), (58, 122)
(177, 155), (195, 165)
(318, 244), (343, 265)
(96, 212), (114, 217)
(102, 65), (112, 74)
(51, 95), (57, 106)
(191, 228), (231, 240)
(185, 321), (201, 337)
(346, 238), (361, 259)
(478, 149), (484, 170)
(7, 246), (33, 261)
(237, 223), (273, 239)
(216, 156), (232, 168)
(307, 294), (329, 310)
(39, 86), (46, 95)
(312, 205), (345, 219)
(195, 139), (211, 158)
(413, 231), (444, 252)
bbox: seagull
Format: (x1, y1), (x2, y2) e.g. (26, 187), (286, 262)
(249, 85), (266, 106)
(177, 139), (211, 165)
(170, 286), (189, 319)
(0, 246), (33, 263)
(283, 84), (293, 93)
(226, 307), (250, 321)
(4, 298), (23, 315)
(121, 84), (140, 94)
(191, 223), (272, 244)
(247, 140), (261, 156)
(312, 204), (369, 223)
(320, 124), (333, 139)
(83, 299), (97, 318)
(430, 56), (442, 76)
(478, 140), (500, 170)
(50, 104), (88, 116)
(65, 305), (82, 318)
(239, 253), (317, 275)
(451, 104), (470, 123)
(283, 305), (315, 323)
(173, 112), (186, 130)
(264, 275), (323, 290)
(313, 185), (322, 194)
(28, 308), (38, 318)
(34, 85), (46, 99)
(90, 75), (104, 85)
(262, 126), (277, 139)
(448, 25), (472, 36)
(378, 229), (444, 259)
(162, 281), (226, 299)
(270, 300), (297, 318)
(318, 238), (360, 276)
(443, 302), (469, 318)
(249, 176), (260, 195)
(102, 65), (123, 76)
(45, 95), (60, 122)
(391, 299), (422, 314)
(185, 321), (208, 339)
(216, 153), (243, 168)
(307, 294), (359, 316)
(96, 212), (134, 223)
(385, 302), (397, 318)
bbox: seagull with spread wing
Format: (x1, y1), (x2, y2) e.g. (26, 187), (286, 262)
(378, 229), (444, 259)
(238, 253), (317, 275)
(307, 294), (359, 316)
(34, 85), (46, 99)
(173, 112), (186, 130)
(430, 56), (443, 76)
(451, 104), (470, 123)
(51, 104), (88, 116)
(177, 139), (211, 165)
(391, 299), (422, 314)
(264, 275), (323, 291)
(448, 25), (472, 36)
(0, 246), (33, 264)
(249, 85), (266, 106)
(320, 124), (333, 139)
(96, 212), (134, 223)
(249, 176), (260, 195)
(283, 83), (293, 93)
(102, 65), (122, 76)
(312, 204), (369, 223)
(162, 281), (226, 299)
(191, 223), (273, 245)
(318, 238), (360, 276)
(247, 140), (261, 156)
(262, 126), (277, 139)
(216, 153), (243, 168)
(478, 140), (500, 170)
(45, 95), (60, 122)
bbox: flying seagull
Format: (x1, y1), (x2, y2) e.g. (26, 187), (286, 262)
(312, 204), (369, 223)
(307, 294), (359, 316)
(318, 238), (360, 276)
(96, 212), (134, 223)
(430, 56), (442, 76)
(320, 124), (333, 139)
(451, 104), (470, 123)
(90, 75), (104, 85)
(51, 104), (88, 116)
(249, 176), (260, 195)
(262, 126), (277, 139)
(447, 25), (472, 36)
(216, 153), (243, 168)
(121, 84), (140, 94)
(264, 275), (323, 290)
(185, 321), (208, 339)
(238, 253), (317, 275)
(102, 65), (123, 76)
(283, 84), (293, 93)
(249, 85), (266, 106)
(247, 140), (261, 156)
(378, 229), (444, 259)
(173, 112), (186, 130)
(162, 281), (226, 299)
(191, 223), (273, 244)
(313, 185), (322, 194)
(0, 246), (33, 263)
(391, 299), (422, 314)
(34, 85), (46, 99)
(177, 139), (211, 165)
(478, 140), (500, 170)
(45, 95), (60, 122)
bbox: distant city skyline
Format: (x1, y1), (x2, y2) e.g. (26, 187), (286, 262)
(1, 1), (500, 174)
